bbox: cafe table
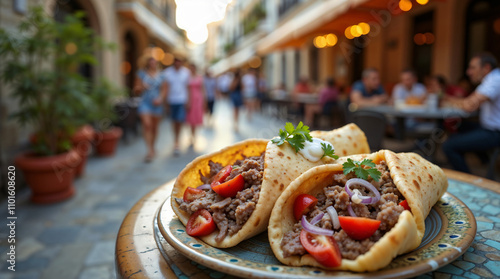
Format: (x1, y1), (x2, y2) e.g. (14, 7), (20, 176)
(115, 170), (500, 279)
(356, 105), (474, 140)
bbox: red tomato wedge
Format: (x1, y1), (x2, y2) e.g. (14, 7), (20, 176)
(399, 200), (411, 211)
(183, 187), (204, 202)
(299, 230), (342, 268)
(293, 194), (318, 221)
(211, 174), (245, 198)
(186, 209), (216, 237)
(210, 165), (232, 187)
(338, 216), (381, 240)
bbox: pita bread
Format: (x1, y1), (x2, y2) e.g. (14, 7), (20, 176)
(269, 150), (448, 271)
(171, 124), (370, 248)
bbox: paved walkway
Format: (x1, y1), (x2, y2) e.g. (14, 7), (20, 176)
(0, 100), (289, 279)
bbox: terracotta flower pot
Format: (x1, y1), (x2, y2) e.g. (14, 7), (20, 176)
(95, 127), (123, 156)
(71, 125), (96, 177)
(15, 150), (80, 204)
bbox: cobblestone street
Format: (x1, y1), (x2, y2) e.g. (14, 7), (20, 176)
(0, 100), (287, 279)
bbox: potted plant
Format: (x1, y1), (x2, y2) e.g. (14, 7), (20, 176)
(0, 7), (111, 203)
(71, 124), (95, 177)
(90, 78), (126, 156)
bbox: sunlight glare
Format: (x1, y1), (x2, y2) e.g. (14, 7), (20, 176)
(175, 0), (232, 44)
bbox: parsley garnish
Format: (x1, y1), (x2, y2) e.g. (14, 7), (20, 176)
(342, 158), (381, 182)
(321, 143), (339, 159)
(271, 122), (312, 152)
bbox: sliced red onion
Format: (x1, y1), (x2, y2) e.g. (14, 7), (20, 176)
(326, 206), (340, 230)
(347, 203), (357, 217)
(310, 212), (324, 225)
(345, 178), (381, 205)
(197, 184), (211, 190)
(301, 215), (334, 236)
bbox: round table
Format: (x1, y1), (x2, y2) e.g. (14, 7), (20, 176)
(115, 170), (500, 278)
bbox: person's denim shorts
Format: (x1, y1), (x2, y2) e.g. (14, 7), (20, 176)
(170, 104), (186, 122)
(230, 91), (243, 108)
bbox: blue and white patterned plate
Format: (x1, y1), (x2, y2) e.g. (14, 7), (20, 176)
(157, 192), (476, 278)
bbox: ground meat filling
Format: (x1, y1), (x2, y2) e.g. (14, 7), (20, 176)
(280, 161), (405, 260)
(176, 153), (265, 242)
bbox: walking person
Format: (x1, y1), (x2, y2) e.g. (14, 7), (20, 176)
(229, 69), (243, 132)
(242, 68), (258, 121)
(134, 55), (166, 162)
(186, 64), (205, 147)
(203, 69), (217, 125)
(162, 57), (190, 156)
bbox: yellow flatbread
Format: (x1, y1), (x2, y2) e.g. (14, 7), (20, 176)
(269, 150), (448, 271)
(172, 124), (370, 248)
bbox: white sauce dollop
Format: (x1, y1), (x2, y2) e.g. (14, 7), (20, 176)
(298, 138), (335, 162)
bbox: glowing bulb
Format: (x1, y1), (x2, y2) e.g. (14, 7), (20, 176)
(345, 27), (354, 39)
(152, 47), (165, 61)
(65, 43), (77, 55)
(314, 36), (327, 48)
(249, 56), (261, 68)
(121, 61), (131, 75)
(417, 0), (429, 5)
(424, 32), (435, 44)
(358, 22), (370, 35)
(162, 53), (174, 66)
(351, 25), (363, 37)
(325, 34), (338, 46)
(399, 0), (412, 12)
(413, 33), (426, 45)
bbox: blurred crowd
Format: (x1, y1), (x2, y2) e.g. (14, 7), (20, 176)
(132, 52), (500, 176)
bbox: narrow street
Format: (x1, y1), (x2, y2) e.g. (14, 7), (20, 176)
(0, 100), (287, 279)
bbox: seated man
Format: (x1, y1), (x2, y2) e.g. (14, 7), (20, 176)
(442, 53), (500, 173)
(392, 69), (427, 105)
(350, 68), (388, 108)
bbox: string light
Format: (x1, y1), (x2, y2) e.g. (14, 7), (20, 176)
(325, 34), (338, 46)
(358, 22), (370, 35)
(416, 0), (429, 5)
(314, 36), (327, 48)
(399, 0), (412, 12)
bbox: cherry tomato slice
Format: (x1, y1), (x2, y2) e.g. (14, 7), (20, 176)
(183, 187), (204, 202)
(399, 200), (411, 211)
(186, 209), (216, 237)
(210, 165), (232, 187)
(299, 229), (342, 268)
(293, 194), (318, 221)
(211, 174), (245, 198)
(338, 216), (381, 240)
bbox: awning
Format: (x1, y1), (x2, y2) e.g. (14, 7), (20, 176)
(117, 2), (183, 49)
(211, 44), (256, 76)
(256, 0), (396, 54)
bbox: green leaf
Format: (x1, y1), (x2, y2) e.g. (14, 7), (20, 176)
(354, 168), (369, 180)
(288, 135), (305, 152)
(284, 122), (295, 134)
(271, 122), (312, 152)
(361, 159), (376, 168)
(342, 158), (357, 175)
(367, 168), (382, 182)
(320, 143), (339, 159)
(342, 158), (381, 182)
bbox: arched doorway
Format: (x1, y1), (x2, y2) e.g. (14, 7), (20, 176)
(124, 31), (138, 96)
(465, 0), (500, 63)
(53, 0), (100, 82)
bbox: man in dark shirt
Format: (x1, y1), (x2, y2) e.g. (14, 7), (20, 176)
(350, 68), (388, 108)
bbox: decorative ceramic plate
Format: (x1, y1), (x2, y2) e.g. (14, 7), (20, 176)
(157, 192), (476, 279)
